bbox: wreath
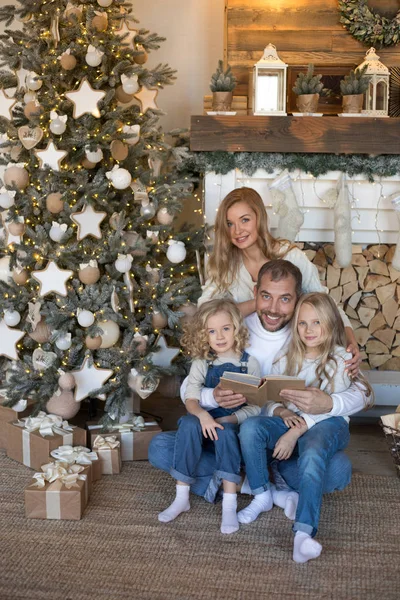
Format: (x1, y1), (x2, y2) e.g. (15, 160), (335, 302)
(338, 0), (400, 48)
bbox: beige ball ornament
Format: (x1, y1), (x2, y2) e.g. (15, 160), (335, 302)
(157, 208), (174, 226)
(78, 264), (101, 285)
(3, 166), (29, 190)
(91, 14), (108, 32)
(110, 140), (129, 161)
(98, 319), (120, 348)
(58, 372), (76, 391)
(81, 157), (97, 170)
(46, 192), (64, 213)
(24, 101), (43, 119)
(115, 85), (135, 104)
(152, 311), (168, 329)
(179, 303), (197, 325)
(8, 221), (25, 236)
(85, 334), (102, 350)
(60, 53), (77, 71)
(134, 45), (148, 65)
(29, 317), (51, 343)
(12, 269), (29, 285)
(46, 390), (80, 420)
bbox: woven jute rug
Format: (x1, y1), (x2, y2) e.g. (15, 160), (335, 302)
(1, 449), (399, 600)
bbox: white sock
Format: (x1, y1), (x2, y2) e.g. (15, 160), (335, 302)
(237, 490), (273, 524)
(221, 492), (239, 535)
(293, 531), (322, 563)
(271, 486), (299, 521)
(240, 475), (252, 495)
(158, 484), (190, 523)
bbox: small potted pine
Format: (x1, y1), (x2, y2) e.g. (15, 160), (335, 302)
(210, 60), (237, 112)
(340, 65), (370, 115)
(292, 64), (324, 114)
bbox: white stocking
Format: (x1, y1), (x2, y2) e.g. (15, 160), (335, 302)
(268, 170), (304, 241)
(390, 192), (400, 271)
(333, 173), (352, 268)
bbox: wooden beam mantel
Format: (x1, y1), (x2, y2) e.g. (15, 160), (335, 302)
(190, 115), (400, 155)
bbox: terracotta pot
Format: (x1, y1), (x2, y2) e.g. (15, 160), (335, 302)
(212, 91), (233, 111)
(295, 93), (319, 114)
(342, 94), (363, 114)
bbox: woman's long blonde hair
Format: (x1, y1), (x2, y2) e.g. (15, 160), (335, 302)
(181, 298), (249, 360)
(284, 293), (374, 407)
(207, 187), (292, 293)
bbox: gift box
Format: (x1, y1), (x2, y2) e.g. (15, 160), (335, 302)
(7, 411), (86, 470)
(92, 435), (122, 475)
(50, 445), (102, 483)
(25, 461), (89, 520)
(0, 398), (35, 450)
(88, 416), (162, 461)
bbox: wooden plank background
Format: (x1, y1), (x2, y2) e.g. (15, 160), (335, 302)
(225, 0), (400, 97)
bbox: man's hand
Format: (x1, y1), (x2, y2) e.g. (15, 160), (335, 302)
(345, 327), (361, 377)
(213, 384), (247, 409)
(198, 412), (224, 440)
(279, 387), (333, 415)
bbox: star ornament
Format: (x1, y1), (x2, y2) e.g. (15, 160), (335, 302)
(134, 87), (159, 114)
(32, 261), (73, 297)
(70, 203), (107, 241)
(0, 88), (17, 120)
(150, 334), (180, 368)
(35, 142), (67, 171)
(115, 20), (137, 47)
(0, 319), (25, 360)
(70, 356), (113, 402)
(65, 78), (106, 119)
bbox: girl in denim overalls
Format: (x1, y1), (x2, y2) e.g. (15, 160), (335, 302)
(158, 299), (260, 534)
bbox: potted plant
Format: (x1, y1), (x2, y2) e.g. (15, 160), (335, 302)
(340, 65), (370, 114)
(292, 64), (324, 114)
(210, 60), (237, 112)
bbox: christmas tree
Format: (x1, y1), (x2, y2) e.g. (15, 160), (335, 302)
(0, 0), (201, 425)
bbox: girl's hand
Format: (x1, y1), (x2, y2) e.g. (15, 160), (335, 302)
(199, 412), (224, 440)
(283, 414), (306, 429)
(273, 431), (299, 461)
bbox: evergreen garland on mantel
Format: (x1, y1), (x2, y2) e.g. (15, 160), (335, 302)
(184, 151), (400, 181)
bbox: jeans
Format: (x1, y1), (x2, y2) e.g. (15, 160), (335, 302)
(148, 425), (352, 507)
(170, 414), (242, 485)
(239, 416), (350, 537)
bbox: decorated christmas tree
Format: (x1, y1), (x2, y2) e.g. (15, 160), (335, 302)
(0, 0), (201, 425)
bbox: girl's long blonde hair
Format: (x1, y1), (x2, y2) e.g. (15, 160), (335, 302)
(207, 187), (293, 293)
(181, 298), (249, 360)
(284, 293), (374, 408)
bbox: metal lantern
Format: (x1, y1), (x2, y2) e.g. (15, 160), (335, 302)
(252, 44), (288, 116)
(358, 48), (389, 117)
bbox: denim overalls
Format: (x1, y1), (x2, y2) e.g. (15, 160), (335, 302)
(169, 352), (250, 486)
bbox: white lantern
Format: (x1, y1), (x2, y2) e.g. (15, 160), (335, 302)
(252, 44), (287, 116)
(358, 48), (389, 118)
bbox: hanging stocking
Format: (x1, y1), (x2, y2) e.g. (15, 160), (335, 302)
(389, 191), (400, 271)
(268, 170), (304, 241)
(333, 174), (352, 267)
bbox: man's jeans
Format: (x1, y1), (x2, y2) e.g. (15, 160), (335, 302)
(239, 416), (350, 537)
(170, 414), (242, 485)
(148, 423), (352, 509)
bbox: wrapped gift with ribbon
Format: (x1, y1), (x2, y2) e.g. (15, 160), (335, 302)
(25, 460), (89, 520)
(92, 435), (122, 475)
(6, 411), (87, 470)
(50, 444), (101, 483)
(89, 416), (161, 461)
(0, 397), (35, 450)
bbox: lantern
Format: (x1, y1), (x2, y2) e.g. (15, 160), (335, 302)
(358, 48), (389, 117)
(252, 44), (288, 116)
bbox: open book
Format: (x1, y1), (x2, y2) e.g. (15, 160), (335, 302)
(219, 372), (305, 407)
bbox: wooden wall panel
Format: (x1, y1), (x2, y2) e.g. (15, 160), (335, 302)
(226, 0), (400, 98)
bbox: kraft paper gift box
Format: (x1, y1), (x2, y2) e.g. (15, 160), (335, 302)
(50, 445), (102, 483)
(92, 435), (122, 475)
(7, 411), (86, 471)
(25, 461), (89, 520)
(0, 398), (35, 450)
(88, 416), (162, 461)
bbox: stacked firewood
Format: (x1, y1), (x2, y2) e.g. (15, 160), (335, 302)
(298, 243), (400, 371)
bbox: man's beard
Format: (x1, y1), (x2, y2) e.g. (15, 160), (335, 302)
(258, 310), (290, 332)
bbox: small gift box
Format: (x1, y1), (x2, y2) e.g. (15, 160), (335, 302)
(7, 411), (86, 470)
(92, 435), (122, 475)
(89, 416), (161, 461)
(50, 445), (102, 483)
(0, 398), (35, 450)
(25, 461), (89, 520)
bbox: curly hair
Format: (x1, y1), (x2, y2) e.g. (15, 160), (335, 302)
(181, 298), (249, 360)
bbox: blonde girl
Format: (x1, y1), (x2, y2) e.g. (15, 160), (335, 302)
(158, 298), (261, 534)
(198, 187), (360, 376)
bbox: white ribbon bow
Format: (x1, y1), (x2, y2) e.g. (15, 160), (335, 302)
(16, 411), (74, 437)
(50, 445), (98, 465)
(110, 415), (145, 432)
(93, 435), (120, 450)
(30, 461), (87, 488)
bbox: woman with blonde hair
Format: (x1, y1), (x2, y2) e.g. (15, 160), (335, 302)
(199, 186), (360, 374)
(158, 298), (261, 534)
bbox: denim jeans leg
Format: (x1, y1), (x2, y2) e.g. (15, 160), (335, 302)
(293, 417), (350, 537)
(239, 416), (289, 495)
(277, 450), (352, 494)
(214, 423), (242, 484)
(170, 414), (205, 484)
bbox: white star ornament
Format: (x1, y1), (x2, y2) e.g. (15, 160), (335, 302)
(0, 89), (16, 120)
(35, 142), (67, 171)
(32, 261), (73, 297)
(70, 356), (113, 402)
(133, 87), (159, 113)
(0, 320), (25, 360)
(70, 204), (107, 241)
(65, 78), (106, 118)
(150, 334), (180, 367)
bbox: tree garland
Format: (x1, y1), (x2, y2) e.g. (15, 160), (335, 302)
(183, 151), (400, 182)
(338, 0), (400, 48)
